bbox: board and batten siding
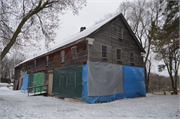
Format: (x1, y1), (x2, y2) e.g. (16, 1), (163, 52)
(88, 16), (144, 67)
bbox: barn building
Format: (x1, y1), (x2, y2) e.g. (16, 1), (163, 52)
(14, 13), (146, 103)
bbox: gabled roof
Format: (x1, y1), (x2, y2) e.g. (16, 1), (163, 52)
(16, 13), (145, 67)
(119, 14), (145, 53)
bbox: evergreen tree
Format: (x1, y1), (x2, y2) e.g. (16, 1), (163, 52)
(152, 0), (179, 94)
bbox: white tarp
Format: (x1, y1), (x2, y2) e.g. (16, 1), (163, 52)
(87, 61), (123, 96)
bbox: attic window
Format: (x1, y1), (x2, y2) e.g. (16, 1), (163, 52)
(118, 27), (123, 39)
(71, 46), (76, 59)
(130, 52), (134, 63)
(46, 56), (49, 66)
(102, 45), (107, 58)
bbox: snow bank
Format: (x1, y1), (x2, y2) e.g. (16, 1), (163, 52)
(0, 87), (179, 119)
(0, 83), (9, 87)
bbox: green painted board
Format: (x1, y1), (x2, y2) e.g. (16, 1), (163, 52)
(33, 73), (45, 92)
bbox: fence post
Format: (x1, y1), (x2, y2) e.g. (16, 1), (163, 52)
(34, 85), (36, 95)
(47, 84), (48, 96)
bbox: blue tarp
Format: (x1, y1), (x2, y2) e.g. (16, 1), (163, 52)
(21, 75), (29, 92)
(81, 64), (146, 103)
(123, 65), (146, 98)
(81, 64), (116, 104)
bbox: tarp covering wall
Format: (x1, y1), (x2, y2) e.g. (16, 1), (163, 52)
(123, 65), (146, 98)
(87, 60), (123, 96)
(52, 64), (83, 98)
(33, 73), (45, 92)
(81, 64), (117, 104)
(21, 75), (28, 92)
(28, 74), (34, 93)
(81, 63), (146, 104)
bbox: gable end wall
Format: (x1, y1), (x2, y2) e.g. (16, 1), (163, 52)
(88, 16), (144, 67)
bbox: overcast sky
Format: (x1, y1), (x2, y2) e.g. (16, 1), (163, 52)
(54, 0), (121, 43)
(40, 0), (173, 77)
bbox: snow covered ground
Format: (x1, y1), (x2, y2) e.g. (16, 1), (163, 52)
(0, 83), (10, 87)
(0, 86), (180, 119)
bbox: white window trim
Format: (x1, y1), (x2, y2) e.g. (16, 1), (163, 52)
(71, 46), (76, 59)
(117, 48), (122, 61)
(61, 50), (65, 62)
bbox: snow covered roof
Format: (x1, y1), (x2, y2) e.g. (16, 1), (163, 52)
(16, 13), (120, 67)
(15, 13), (145, 67)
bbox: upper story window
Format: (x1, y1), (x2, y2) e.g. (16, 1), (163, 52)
(46, 56), (49, 66)
(34, 60), (36, 68)
(117, 49), (122, 61)
(118, 27), (123, 39)
(71, 46), (76, 59)
(77, 44), (87, 53)
(23, 64), (27, 71)
(61, 50), (65, 62)
(130, 52), (134, 63)
(102, 45), (107, 58)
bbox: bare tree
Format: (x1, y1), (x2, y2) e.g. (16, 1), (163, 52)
(1, 53), (26, 80)
(0, 0), (86, 60)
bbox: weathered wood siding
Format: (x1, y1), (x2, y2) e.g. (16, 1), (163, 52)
(14, 67), (21, 90)
(14, 41), (87, 90)
(88, 16), (144, 67)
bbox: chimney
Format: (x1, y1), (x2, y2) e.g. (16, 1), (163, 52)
(80, 27), (86, 32)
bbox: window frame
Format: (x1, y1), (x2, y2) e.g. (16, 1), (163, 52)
(71, 46), (76, 59)
(34, 60), (36, 69)
(117, 27), (123, 39)
(130, 52), (135, 63)
(102, 45), (107, 58)
(61, 50), (65, 63)
(23, 64), (27, 71)
(46, 56), (49, 66)
(117, 49), (122, 61)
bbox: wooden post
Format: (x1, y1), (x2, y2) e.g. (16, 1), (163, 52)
(48, 73), (53, 96)
(34, 85), (36, 95)
(47, 84), (48, 96)
(40, 86), (41, 94)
